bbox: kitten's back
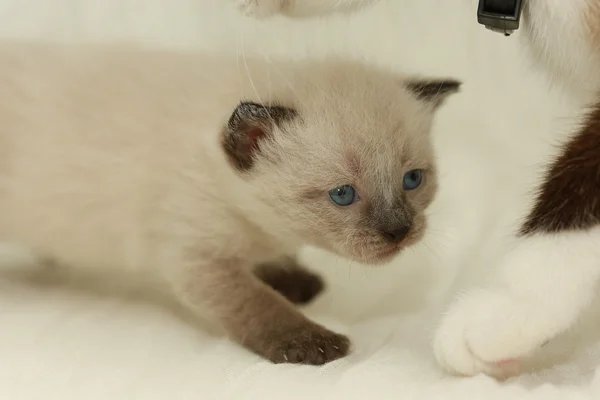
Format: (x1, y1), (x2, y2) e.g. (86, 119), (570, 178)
(0, 43), (241, 273)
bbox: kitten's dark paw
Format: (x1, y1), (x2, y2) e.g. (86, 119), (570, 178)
(258, 266), (324, 305)
(263, 324), (350, 365)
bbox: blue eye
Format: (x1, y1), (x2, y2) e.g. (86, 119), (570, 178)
(329, 185), (357, 206)
(403, 169), (424, 190)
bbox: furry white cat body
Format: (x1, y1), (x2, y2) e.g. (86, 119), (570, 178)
(435, 228), (600, 376)
(434, 0), (600, 376)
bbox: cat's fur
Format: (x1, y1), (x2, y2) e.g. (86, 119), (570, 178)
(0, 41), (459, 365)
(434, 0), (600, 377)
(237, 0), (600, 377)
(233, 0), (377, 18)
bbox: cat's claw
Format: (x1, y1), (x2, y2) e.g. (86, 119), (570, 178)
(233, 0), (284, 18)
(433, 288), (550, 378)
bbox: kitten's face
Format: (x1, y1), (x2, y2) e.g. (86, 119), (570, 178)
(222, 62), (459, 264)
(267, 123), (438, 265)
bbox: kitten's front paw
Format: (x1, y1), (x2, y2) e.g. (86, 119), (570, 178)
(233, 0), (285, 18)
(263, 323), (350, 365)
(433, 289), (553, 378)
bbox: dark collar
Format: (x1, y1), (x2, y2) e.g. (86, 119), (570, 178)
(477, 0), (523, 36)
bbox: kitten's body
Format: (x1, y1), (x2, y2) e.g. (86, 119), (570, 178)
(0, 44), (281, 280)
(0, 42), (458, 365)
(237, 0), (600, 377)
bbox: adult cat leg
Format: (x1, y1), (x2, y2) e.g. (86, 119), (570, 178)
(433, 229), (600, 377)
(172, 258), (349, 364)
(433, 106), (600, 377)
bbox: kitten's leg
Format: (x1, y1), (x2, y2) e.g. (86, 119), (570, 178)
(234, 0), (379, 18)
(254, 255), (324, 305)
(433, 105), (600, 377)
(173, 258), (349, 364)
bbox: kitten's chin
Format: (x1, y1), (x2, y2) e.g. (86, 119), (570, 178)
(366, 249), (403, 265)
(349, 232), (427, 265)
(347, 246), (403, 266)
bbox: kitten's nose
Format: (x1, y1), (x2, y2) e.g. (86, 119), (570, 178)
(382, 225), (410, 243)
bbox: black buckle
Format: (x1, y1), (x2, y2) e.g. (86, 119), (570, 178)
(477, 0), (522, 36)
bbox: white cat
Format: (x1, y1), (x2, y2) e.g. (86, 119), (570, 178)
(434, 0), (600, 377)
(235, 0), (600, 377)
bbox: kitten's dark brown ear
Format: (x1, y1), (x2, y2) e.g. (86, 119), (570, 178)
(222, 101), (298, 171)
(406, 79), (461, 108)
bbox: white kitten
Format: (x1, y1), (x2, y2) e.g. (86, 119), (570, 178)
(0, 41), (460, 365)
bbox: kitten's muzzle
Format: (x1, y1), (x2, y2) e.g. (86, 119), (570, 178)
(381, 224), (411, 243)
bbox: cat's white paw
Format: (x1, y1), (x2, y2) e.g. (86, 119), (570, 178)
(233, 0), (285, 18)
(433, 288), (552, 377)
(434, 230), (600, 377)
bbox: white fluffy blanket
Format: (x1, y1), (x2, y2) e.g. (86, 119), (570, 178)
(1, 0), (599, 399)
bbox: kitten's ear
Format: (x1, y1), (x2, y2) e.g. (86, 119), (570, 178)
(406, 79), (461, 108)
(222, 101), (298, 171)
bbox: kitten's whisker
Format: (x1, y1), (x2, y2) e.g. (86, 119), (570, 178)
(420, 241), (443, 262)
(259, 51), (300, 100)
(239, 30), (273, 121)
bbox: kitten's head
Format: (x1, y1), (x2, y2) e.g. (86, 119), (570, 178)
(221, 61), (460, 264)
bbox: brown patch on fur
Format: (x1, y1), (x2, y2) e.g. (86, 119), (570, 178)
(406, 79), (462, 107)
(179, 257), (349, 365)
(259, 322), (350, 364)
(222, 101), (297, 171)
(584, 1), (600, 49)
(520, 103), (600, 235)
(366, 197), (413, 241)
(255, 256), (324, 304)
